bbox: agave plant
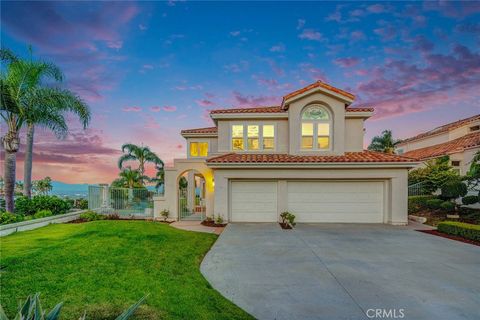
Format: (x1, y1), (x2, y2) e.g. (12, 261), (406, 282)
(0, 294), (147, 320)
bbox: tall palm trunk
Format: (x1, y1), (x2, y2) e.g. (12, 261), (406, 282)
(23, 123), (35, 198)
(2, 131), (20, 213)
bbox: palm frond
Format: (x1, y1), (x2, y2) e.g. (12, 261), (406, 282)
(118, 154), (136, 170)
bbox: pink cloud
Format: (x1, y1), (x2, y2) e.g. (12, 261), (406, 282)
(123, 106), (142, 112)
(232, 91), (279, 107)
(298, 29), (323, 41)
(351, 31), (366, 41)
(150, 106), (162, 112)
(163, 106), (177, 112)
(196, 99), (216, 107)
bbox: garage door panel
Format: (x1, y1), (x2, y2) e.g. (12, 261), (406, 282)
(288, 181), (384, 223)
(231, 181), (278, 222)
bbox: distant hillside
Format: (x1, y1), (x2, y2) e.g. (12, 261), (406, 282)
(51, 181), (89, 198)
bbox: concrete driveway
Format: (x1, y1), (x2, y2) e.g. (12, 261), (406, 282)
(201, 223), (480, 320)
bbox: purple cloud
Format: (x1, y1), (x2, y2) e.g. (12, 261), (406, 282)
(367, 4), (386, 13)
(196, 99), (216, 107)
(123, 106), (142, 112)
(334, 57), (360, 68)
(232, 91), (279, 107)
(270, 43), (285, 52)
(163, 106), (177, 112)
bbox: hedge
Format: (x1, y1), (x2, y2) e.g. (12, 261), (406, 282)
(437, 221), (480, 242)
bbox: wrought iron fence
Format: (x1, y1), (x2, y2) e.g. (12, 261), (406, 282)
(408, 182), (430, 196)
(88, 185), (156, 219)
(178, 187), (205, 221)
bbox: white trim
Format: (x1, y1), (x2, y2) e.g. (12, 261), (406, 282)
(345, 112), (374, 118)
(211, 113), (288, 120)
(181, 133), (217, 138)
(300, 105), (333, 152)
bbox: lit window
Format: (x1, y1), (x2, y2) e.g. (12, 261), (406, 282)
(263, 125), (275, 150)
(247, 125), (259, 150)
(232, 125), (244, 150)
(301, 105), (331, 150)
(301, 123), (314, 149)
(190, 142), (208, 157)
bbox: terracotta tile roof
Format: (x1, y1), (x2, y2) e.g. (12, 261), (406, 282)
(399, 114), (480, 144)
(181, 127), (218, 134)
(207, 150), (416, 164)
(282, 81), (355, 105)
(345, 107), (374, 112)
(210, 106), (285, 114)
(402, 132), (480, 160)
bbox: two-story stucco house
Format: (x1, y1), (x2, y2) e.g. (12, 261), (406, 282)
(397, 114), (480, 175)
(154, 81), (418, 225)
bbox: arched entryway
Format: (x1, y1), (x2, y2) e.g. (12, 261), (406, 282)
(178, 170), (206, 220)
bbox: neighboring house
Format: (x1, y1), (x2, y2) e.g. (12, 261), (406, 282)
(154, 81), (417, 225)
(397, 114), (480, 175)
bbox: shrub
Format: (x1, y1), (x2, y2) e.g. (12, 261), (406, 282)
(2, 292), (146, 320)
(425, 199), (444, 209)
(76, 198), (89, 210)
(79, 210), (106, 222)
(408, 195), (437, 213)
(440, 179), (468, 200)
(33, 209), (53, 219)
(160, 209), (169, 221)
(0, 211), (24, 225)
(215, 215), (224, 224)
(15, 195), (71, 216)
(462, 195), (479, 205)
(440, 201), (455, 212)
(280, 211), (296, 227)
(437, 221), (480, 242)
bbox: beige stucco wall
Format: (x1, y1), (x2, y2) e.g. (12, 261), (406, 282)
(449, 119), (480, 140)
(287, 92), (346, 155)
(397, 132), (449, 153)
(153, 159), (214, 220)
(216, 119), (289, 153)
(344, 118), (365, 152)
(212, 167), (409, 225)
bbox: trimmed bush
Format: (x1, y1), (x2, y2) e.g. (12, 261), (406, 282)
(408, 195), (437, 213)
(79, 211), (106, 221)
(33, 209), (53, 219)
(462, 195), (479, 205)
(440, 201), (455, 212)
(437, 221), (480, 242)
(425, 199), (444, 209)
(0, 211), (24, 225)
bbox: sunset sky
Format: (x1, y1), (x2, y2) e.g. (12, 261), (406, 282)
(1, 1), (479, 184)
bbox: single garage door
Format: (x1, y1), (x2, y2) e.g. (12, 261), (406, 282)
(231, 181), (277, 222)
(287, 181), (384, 223)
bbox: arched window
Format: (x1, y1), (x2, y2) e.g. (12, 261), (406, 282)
(301, 105), (331, 150)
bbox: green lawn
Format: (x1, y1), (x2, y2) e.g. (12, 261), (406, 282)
(0, 221), (252, 319)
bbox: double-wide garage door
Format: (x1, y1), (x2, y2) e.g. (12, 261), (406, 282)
(230, 181), (384, 223)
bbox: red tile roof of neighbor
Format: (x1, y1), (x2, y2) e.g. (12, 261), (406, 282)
(402, 132), (480, 160)
(207, 151), (416, 164)
(282, 80), (355, 103)
(399, 114), (480, 144)
(209, 106), (373, 114)
(181, 127), (218, 134)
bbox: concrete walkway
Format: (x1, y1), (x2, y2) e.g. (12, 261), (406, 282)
(170, 220), (224, 235)
(201, 223), (480, 320)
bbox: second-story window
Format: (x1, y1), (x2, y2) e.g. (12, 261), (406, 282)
(301, 105), (331, 150)
(232, 125), (244, 150)
(231, 124), (275, 151)
(190, 142), (208, 157)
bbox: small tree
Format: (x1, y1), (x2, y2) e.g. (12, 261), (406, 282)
(368, 130), (401, 154)
(408, 156), (459, 193)
(440, 177), (468, 213)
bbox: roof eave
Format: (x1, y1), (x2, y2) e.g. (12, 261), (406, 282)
(206, 162), (419, 169)
(210, 113), (288, 120)
(282, 87), (355, 109)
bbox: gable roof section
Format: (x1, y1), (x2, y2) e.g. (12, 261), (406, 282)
(207, 150), (416, 164)
(399, 114), (480, 145)
(402, 132), (480, 160)
(281, 81), (355, 108)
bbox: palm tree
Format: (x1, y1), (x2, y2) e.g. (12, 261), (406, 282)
(23, 87), (90, 198)
(118, 144), (164, 180)
(367, 130), (401, 154)
(112, 168), (148, 189)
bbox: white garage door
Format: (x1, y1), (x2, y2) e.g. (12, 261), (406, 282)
(231, 181), (278, 222)
(287, 181), (384, 223)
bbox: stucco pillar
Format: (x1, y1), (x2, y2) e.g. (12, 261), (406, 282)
(187, 171), (195, 211)
(277, 180), (287, 220)
(389, 170), (408, 225)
